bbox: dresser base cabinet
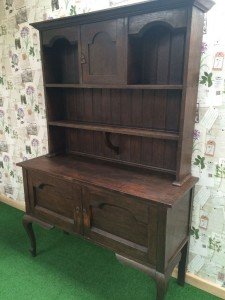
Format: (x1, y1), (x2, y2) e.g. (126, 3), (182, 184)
(19, 156), (196, 300)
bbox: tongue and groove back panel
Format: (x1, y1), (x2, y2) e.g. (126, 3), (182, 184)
(47, 88), (181, 173)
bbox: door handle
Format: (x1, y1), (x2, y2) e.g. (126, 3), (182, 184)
(74, 206), (82, 232)
(81, 53), (86, 64)
(83, 208), (91, 228)
(35, 183), (54, 191)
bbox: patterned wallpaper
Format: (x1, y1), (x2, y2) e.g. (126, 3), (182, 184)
(0, 0), (225, 289)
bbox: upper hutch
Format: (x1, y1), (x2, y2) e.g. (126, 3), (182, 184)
(18, 1), (214, 299)
(31, 0), (214, 186)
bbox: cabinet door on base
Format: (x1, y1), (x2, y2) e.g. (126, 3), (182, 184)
(27, 170), (82, 233)
(82, 186), (150, 263)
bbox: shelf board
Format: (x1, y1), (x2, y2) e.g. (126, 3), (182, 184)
(45, 83), (183, 90)
(48, 121), (179, 140)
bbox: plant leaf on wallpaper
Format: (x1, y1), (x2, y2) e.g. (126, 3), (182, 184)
(0, 0), (225, 289)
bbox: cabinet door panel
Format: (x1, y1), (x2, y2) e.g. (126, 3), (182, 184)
(81, 19), (127, 84)
(82, 187), (152, 263)
(28, 170), (82, 233)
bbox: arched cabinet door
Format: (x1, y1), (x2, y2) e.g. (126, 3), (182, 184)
(80, 18), (127, 84)
(82, 186), (157, 265)
(27, 170), (82, 234)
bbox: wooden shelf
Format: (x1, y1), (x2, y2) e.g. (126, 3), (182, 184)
(45, 83), (183, 90)
(48, 120), (179, 140)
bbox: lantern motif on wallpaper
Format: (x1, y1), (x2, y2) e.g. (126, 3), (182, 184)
(0, 141), (8, 152)
(205, 140), (216, 157)
(32, 32), (38, 46)
(4, 184), (13, 195)
(213, 52), (224, 71)
(27, 123), (38, 136)
(2, 66), (6, 76)
(199, 214), (209, 230)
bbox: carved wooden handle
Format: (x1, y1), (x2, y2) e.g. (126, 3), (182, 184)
(35, 183), (54, 190)
(83, 208), (91, 228)
(81, 53), (86, 64)
(74, 206), (81, 232)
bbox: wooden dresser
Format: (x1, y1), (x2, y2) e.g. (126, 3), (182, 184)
(17, 1), (214, 299)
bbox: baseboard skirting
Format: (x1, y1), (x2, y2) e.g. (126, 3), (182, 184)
(0, 194), (224, 299)
(172, 268), (225, 299)
(0, 193), (25, 211)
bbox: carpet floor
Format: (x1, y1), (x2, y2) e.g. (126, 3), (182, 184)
(0, 202), (220, 300)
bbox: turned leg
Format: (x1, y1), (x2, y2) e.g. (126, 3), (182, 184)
(22, 215), (36, 257)
(155, 272), (169, 300)
(177, 242), (189, 286)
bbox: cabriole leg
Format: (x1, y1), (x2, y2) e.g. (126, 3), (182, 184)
(22, 214), (36, 257)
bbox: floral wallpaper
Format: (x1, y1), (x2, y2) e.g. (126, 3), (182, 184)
(188, 0), (225, 288)
(0, 0), (225, 290)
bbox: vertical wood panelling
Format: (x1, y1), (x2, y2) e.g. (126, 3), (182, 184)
(102, 89), (111, 123)
(43, 40), (79, 84)
(142, 90), (154, 128)
(128, 26), (186, 85)
(119, 135), (131, 162)
(153, 91), (167, 130)
(166, 91), (181, 132)
(169, 31), (185, 84)
(120, 90), (132, 126)
(50, 86), (180, 172)
(131, 90), (143, 127)
(130, 136), (142, 163)
(92, 89), (102, 123)
(76, 89), (84, 121)
(46, 88), (65, 121)
(156, 29), (170, 84)
(62, 128), (177, 171)
(59, 88), (181, 133)
(164, 141), (177, 171)
(83, 89), (93, 122)
(93, 131), (104, 156)
(66, 89), (77, 121)
(141, 137), (153, 166)
(110, 89), (121, 125)
(142, 30), (158, 84)
(152, 140), (165, 168)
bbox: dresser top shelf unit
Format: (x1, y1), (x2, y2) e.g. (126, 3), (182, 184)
(17, 154), (197, 206)
(32, 0), (214, 186)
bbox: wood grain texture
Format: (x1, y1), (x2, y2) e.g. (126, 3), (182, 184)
(18, 154), (197, 206)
